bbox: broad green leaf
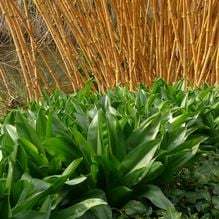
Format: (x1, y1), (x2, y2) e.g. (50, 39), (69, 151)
(43, 137), (80, 162)
(36, 109), (47, 139)
(0, 177), (11, 218)
(144, 93), (157, 115)
(15, 112), (43, 153)
(52, 198), (107, 219)
(39, 195), (52, 219)
(12, 190), (50, 215)
(121, 166), (150, 187)
(150, 78), (166, 94)
(90, 164), (99, 186)
(126, 113), (161, 149)
(87, 110), (111, 155)
(158, 144), (202, 183)
(142, 161), (164, 183)
(87, 110), (100, 154)
(81, 188), (108, 201)
(109, 186), (132, 205)
(16, 144), (28, 172)
(74, 113), (89, 133)
(62, 157), (83, 176)
(65, 176), (87, 186)
(106, 113), (126, 161)
(0, 193), (11, 219)
(163, 126), (187, 152)
(94, 151), (121, 177)
(122, 200), (147, 216)
(15, 176), (51, 206)
(83, 204), (112, 219)
(78, 80), (93, 100)
(101, 95), (111, 111)
(0, 133), (14, 158)
(122, 138), (161, 174)
(169, 113), (190, 129)
(169, 136), (207, 154)
(44, 158), (83, 191)
(48, 157), (62, 175)
(11, 210), (49, 219)
(71, 127), (93, 166)
(141, 184), (174, 210)
(51, 113), (69, 135)
(135, 89), (146, 111)
(18, 139), (48, 168)
(46, 111), (52, 138)
(6, 161), (13, 192)
(4, 124), (18, 143)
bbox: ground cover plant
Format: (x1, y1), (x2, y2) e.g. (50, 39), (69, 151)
(167, 149), (219, 219)
(0, 79), (219, 218)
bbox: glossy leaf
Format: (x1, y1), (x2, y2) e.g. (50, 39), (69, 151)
(141, 184), (174, 210)
(52, 198), (107, 219)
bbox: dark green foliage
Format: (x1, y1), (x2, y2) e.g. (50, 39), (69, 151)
(0, 79), (218, 218)
(167, 149), (219, 219)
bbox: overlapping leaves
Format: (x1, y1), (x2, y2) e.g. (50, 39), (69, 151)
(0, 79), (218, 218)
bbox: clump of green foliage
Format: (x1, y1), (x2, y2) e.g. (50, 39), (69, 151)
(0, 79), (218, 218)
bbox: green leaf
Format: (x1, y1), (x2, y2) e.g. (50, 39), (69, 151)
(43, 137), (80, 162)
(74, 113), (89, 133)
(170, 136), (207, 154)
(87, 110), (111, 155)
(122, 200), (147, 216)
(169, 113), (190, 128)
(71, 127), (93, 166)
(84, 204), (112, 219)
(121, 166), (150, 187)
(18, 139), (48, 169)
(36, 109), (47, 139)
(126, 113), (161, 149)
(15, 112), (43, 153)
(12, 190), (50, 215)
(65, 176), (87, 186)
(11, 210), (49, 219)
(3, 124), (18, 144)
(160, 208), (182, 219)
(109, 186), (132, 205)
(212, 196), (219, 210)
(0, 195), (11, 218)
(14, 176), (52, 207)
(46, 111), (52, 138)
(78, 80), (93, 99)
(39, 195), (52, 219)
(44, 158), (83, 191)
(122, 138), (161, 174)
(16, 144), (28, 172)
(48, 158), (62, 175)
(52, 198), (107, 219)
(62, 157), (83, 176)
(6, 161), (13, 193)
(164, 126), (187, 152)
(142, 161), (164, 183)
(106, 113), (126, 161)
(141, 184), (174, 210)
(87, 111), (100, 153)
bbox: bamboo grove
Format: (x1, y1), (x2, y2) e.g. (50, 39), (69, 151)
(0, 0), (218, 100)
